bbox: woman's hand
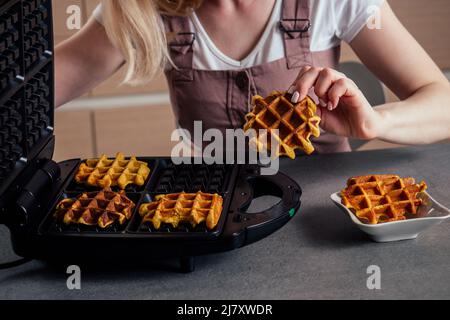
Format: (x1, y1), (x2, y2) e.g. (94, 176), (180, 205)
(289, 66), (385, 140)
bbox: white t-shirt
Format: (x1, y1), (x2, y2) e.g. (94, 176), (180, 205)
(93, 0), (384, 71)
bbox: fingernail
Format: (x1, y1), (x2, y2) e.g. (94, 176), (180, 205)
(287, 86), (295, 94)
(291, 91), (300, 103)
(327, 101), (333, 111)
(319, 99), (327, 107)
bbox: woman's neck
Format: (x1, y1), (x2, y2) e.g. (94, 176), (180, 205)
(201, 0), (260, 12)
(195, 0), (276, 61)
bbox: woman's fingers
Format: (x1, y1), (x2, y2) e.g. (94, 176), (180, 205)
(314, 68), (346, 107)
(290, 67), (322, 103)
(296, 67), (322, 102)
(288, 66), (311, 94)
(327, 78), (358, 110)
(290, 67), (350, 106)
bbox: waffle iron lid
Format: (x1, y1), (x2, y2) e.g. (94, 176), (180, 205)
(0, 0), (55, 198)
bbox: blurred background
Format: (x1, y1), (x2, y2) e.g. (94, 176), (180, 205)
(53, 0), (450, 161)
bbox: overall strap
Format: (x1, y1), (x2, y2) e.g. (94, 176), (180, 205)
(280, 0), (313, 69)
(162, 15), (195, 81)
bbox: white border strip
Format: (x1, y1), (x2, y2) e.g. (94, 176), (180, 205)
(58, 92), (171, 111)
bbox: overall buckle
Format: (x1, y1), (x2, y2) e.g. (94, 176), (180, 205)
(169, 32), (196, 54)
(279, 18), (311, 38)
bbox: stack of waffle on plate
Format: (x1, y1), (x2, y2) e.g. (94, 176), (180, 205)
(75, 152), (150, 189)
(54, 188), (135, 228)
(244, 91), (321, 159)
(340, 174), (428, 224)
(139, 192), (224, 230)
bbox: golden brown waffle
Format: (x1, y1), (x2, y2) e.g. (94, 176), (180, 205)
(139, 192), (224, 230)
(54, 188), (135, 228)
(75, 152), (150, 189)
(244, 91), (321, 159)
(341, 175), (428, 224)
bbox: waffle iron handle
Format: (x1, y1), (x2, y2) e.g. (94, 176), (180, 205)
(238, 171), (302, 245)
(14, 159), (61, 226)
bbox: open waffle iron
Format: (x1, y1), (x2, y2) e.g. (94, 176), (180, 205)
(0, 0), (302, 272)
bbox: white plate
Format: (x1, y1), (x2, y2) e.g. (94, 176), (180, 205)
(330, 191), (450, 242)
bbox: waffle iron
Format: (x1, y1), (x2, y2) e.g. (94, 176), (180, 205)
(0, 0), (302, 272)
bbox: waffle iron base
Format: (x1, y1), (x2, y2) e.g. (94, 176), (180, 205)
(7, 157), (302, 272)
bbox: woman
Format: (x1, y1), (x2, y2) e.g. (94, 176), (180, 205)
(55, 0), (450, 154)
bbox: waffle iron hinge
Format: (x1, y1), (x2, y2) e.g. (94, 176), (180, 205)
(13, 159), (61, 226)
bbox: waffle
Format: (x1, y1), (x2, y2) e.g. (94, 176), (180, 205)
(54, 188), (135, 228)
(75, 152), (150, 189)
(243, 91), (321, 159)
(341, 175), (428, 224)
(139, 192), (224, 230)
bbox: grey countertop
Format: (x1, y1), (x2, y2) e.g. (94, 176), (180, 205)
(1, 144), (449, 300)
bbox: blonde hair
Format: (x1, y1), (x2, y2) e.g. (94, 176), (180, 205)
(102, 0), (203, 85)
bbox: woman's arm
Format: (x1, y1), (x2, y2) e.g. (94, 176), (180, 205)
(350, 1), (450, 144)
(289, 1), (450, 144)
(55, 17), (125, 107)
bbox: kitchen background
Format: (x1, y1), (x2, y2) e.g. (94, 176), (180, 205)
(53, 0), (450, 161)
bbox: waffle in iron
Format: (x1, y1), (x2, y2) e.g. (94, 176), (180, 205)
(341, 175), (428, 224)
(243, 91), (321, 159)
(139, 192), (224, 230)
(54, 188), (135, 228)
(75, 152), (150, 189)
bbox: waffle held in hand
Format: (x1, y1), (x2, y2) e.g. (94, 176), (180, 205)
(139, 192), (223, 230)
(75, 152), (150, 189)
(341, 175), (428, 224)
(54, 188), (135, 228)
(243, 91), (321, 159)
